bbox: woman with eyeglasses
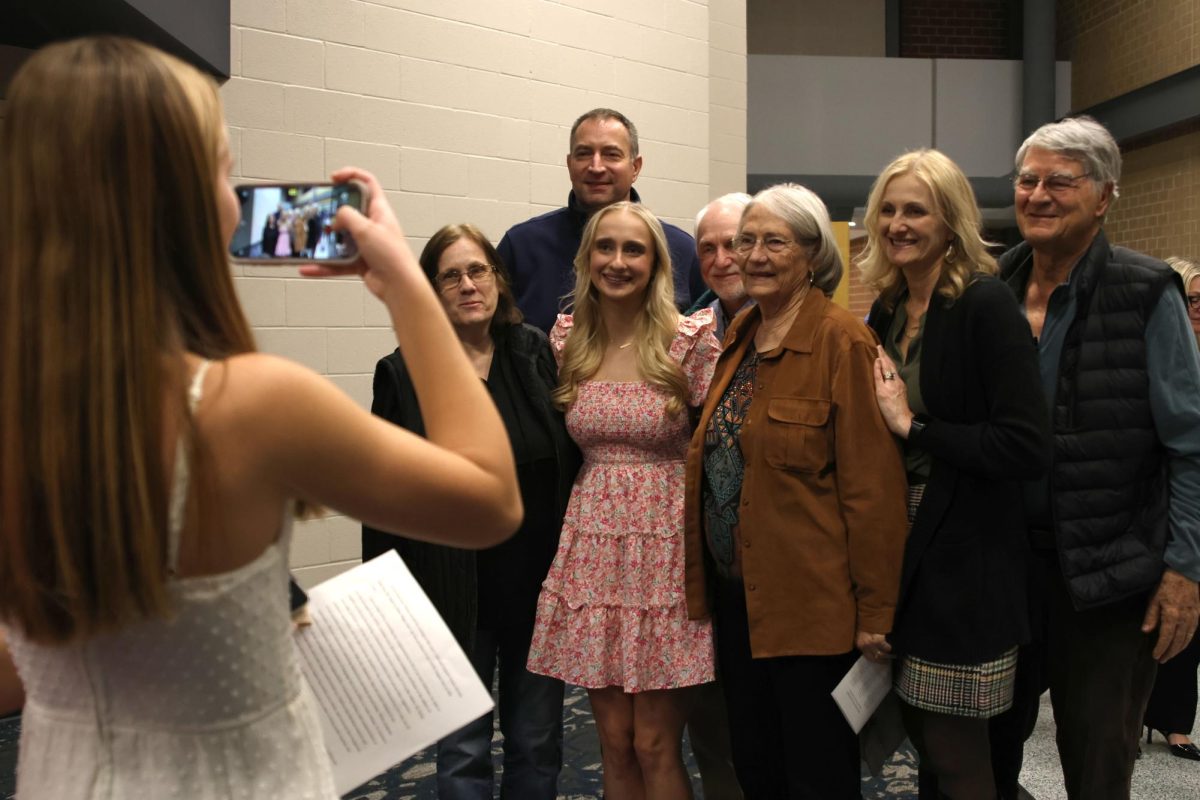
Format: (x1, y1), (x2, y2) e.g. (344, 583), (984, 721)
(681, 184), (909, 798)
(1141, 256), (1200, 762)
(865, 150), (1050, 798)
(1170, 256), (1200, 350)
(361, 224), (579, 799)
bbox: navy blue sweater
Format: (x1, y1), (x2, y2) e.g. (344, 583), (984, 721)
(497, 189), (705, 332)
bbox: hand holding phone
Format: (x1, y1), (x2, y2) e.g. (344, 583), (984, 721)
(297, 168), (426, 305)
(229, 181), (368, 264)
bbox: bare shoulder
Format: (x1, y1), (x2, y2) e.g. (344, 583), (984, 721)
(200, 353), (320, 411)
(198, 353), (344, 444)
(220, 352), (319, 393)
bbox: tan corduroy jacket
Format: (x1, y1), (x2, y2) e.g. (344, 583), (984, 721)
(684, 289), (908, 658)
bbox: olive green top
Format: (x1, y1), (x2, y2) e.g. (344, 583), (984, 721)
(884, 298), (932, 482)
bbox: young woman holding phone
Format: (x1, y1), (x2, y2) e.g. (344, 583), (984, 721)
(0, 36), (520, 799)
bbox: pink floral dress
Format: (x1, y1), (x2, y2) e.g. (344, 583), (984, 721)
(526, 310), (720, 692)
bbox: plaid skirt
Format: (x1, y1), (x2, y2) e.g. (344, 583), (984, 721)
(893, 482), (1018, 718)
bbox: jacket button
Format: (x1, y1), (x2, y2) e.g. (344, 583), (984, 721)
(747, 583), (757, 591)
(741, 498), (749, 506)
(743, 539), (751, 548)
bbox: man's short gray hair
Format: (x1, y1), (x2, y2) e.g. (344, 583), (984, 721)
(744, 183), (844, 297)
(694, 192), (753, 236)
(1015, 115), (1122, 200)
(569, 108), (639, 158)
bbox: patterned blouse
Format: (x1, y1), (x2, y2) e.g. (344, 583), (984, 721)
(701, 347), (759, 580)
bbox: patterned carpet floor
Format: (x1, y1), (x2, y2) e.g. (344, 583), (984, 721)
(0, 686), (919, 798)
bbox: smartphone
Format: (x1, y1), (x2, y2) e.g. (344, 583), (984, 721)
(229, 181), (368, 264)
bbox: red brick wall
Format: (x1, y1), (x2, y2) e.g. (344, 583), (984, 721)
(899, 0), (1013, 59)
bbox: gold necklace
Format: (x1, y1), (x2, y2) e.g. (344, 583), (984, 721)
(617, 341), (634, 350)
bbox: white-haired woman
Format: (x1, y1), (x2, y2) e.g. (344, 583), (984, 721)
(683, 184), (909, 798)
(864, 150), (1050, 798)
(527, 201), (720, 799)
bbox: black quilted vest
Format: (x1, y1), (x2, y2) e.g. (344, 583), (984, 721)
(1000, 232), (1180, 609)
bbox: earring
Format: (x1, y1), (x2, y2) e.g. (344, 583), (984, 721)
(945, 240), (956, 263)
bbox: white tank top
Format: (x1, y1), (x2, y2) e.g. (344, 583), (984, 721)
(6, 360), (337, 799)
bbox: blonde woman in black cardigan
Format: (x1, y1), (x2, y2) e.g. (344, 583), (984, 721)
(862, 150), (1051, 799)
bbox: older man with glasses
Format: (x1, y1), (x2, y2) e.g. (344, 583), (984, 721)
(990, 115), (1200, 800)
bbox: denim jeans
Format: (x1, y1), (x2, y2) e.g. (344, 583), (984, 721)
(436, 625), (564, 800)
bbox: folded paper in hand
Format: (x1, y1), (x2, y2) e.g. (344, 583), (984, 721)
(831, 654), (891, 734)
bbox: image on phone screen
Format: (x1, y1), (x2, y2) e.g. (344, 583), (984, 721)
(230, 183), (363, 262)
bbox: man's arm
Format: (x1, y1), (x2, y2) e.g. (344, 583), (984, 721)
(1140, 287), (1200, 662)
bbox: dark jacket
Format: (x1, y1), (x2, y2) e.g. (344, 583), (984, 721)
(360, 323), (580, 648)
(498, 188), (705, 333)
(868, 276), (1051, 663)
(999, 231), (1181, 609)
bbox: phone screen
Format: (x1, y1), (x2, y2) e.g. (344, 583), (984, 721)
(230, 183), (363, 262)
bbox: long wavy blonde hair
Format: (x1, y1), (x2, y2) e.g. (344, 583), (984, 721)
(0, 37), (256, 643)
(857, 149), (997, 312)
(553, 202), (688, 416)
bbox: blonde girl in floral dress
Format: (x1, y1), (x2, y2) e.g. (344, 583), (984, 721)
(527, 202), (720, 799)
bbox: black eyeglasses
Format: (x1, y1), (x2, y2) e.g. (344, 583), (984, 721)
(1187, 293), (1200, 311)
(435, 263), (496, 292)
(1013, 172), (1093, 194)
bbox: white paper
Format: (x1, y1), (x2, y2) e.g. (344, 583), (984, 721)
(831, 655), (892, 734)
(293, 550), (494, 795)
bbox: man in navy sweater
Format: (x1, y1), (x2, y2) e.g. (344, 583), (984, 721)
(497, 108), (704, 332)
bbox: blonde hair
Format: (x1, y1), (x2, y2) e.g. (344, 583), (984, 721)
(858, 149), (997, 312)
(0, 37), (256, 643)
(553, 202), (688, 416)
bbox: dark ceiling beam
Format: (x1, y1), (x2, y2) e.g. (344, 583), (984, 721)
(2, 0), (229, 87)
(1075, 64), (1200, 145)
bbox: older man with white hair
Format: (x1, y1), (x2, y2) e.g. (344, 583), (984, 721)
(687, 193), (754, 342)
(991, 115), (1200, 800)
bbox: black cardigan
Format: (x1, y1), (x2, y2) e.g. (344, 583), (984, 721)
(360, 323), (580, 649)
(868, 276), (1051, 663)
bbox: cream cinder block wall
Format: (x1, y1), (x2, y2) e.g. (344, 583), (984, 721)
(224, 0), (748, 588)
(709, 0), (747, 198)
